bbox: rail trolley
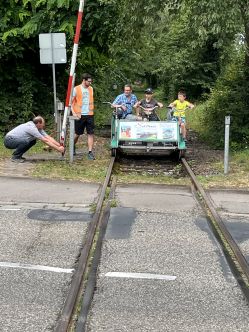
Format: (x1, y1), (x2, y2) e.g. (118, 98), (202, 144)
(106, 103), (186, 159)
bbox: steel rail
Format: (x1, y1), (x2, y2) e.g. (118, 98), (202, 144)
(182, 157), (249, 283)
(75, 176), (117, 331)
(55, 157), (115, 332)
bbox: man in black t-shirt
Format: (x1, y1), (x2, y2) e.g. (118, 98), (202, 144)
(135, 88), (163, 121)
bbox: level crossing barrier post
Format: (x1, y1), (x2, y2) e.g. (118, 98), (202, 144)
(69, 116), (77, 163)
(56, 99), (64, 141)
(224, 115), (230, 175)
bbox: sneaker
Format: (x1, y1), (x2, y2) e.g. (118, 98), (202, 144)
(87, 151), (95, 160)
(11, 157), (25, 163)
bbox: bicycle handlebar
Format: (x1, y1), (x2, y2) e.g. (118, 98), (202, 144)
(139, 105), (158, 110)
(102, 102), (113, 106)
(139, 105), (159, 114)
(167, 106), (191, 111)
(103, 102), (126, 109)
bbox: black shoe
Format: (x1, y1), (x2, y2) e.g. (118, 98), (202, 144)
(87, 152), (95, 160)
(11, 157), (25, 163)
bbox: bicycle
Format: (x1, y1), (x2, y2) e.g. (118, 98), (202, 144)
(138, 105), (160, 121)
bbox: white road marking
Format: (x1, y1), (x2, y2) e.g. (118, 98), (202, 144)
(105, 272), (176, 280)
(0, 262), (74, 274)
(220, 211), (249, 217)
(0, 208), (21, 211)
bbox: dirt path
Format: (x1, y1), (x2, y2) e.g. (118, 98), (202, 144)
(186, 130), (223, 176)
(0, 152), (61, 178)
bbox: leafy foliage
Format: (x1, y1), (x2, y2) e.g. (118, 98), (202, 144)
(189, 50), (249, 148)
(0, 0), (118, 132)
(1, 0), (249, 150)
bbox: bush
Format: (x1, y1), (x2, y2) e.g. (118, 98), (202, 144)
(188, 55), (249, 149)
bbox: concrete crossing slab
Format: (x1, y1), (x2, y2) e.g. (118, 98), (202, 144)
(115, 184), (197, 212)
(207, 189), (249, 268)
(208, 189), (249, 214)
(0, 177), (100, 206)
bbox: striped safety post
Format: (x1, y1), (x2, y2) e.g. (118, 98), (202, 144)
(60, 0), (85, 148)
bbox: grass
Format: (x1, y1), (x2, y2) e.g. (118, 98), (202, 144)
(195, 150), (249, 188)
(231, 149), (249, 171)
(0, 136), (49, 159)
(116, 171), (190, 186)
(198, 173), (249, 188)
(32, 158), (110, 182)
(31, 136), (111, 182)
(0, 136), (12, 158)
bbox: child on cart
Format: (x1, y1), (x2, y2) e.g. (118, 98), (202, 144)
(168, 90), (194, 142)
(135, 88), (163, 121)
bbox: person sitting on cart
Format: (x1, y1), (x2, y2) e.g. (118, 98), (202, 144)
(112, 84), (140, 120)
(135, 88), (163, 121)
(168, 90), (194, 141)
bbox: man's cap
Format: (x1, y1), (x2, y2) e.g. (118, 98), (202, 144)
(145, 88), (153, 94)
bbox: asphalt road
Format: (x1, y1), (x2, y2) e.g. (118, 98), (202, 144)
(0, 177), (100, 332)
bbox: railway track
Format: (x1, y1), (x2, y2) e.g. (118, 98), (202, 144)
(54, 157), (115, 332)
(55, 156), (249, 331)
(117, 155), (185, 177)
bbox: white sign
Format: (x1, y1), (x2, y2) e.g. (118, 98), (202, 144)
(39, 48), (67, 64)
(39, 33), (66, 49)
(39, 33), (67, 64)
(118, 121), (178, 141)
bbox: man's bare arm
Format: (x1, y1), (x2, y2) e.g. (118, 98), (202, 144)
(40, 136), (64, 152)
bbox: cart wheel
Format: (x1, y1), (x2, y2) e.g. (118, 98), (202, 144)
(111, 148), (117, 157)
(179, 150), (185, 159)
(171, 150), (180, 161)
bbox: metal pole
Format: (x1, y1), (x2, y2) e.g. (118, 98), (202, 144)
(51, 33), (59, 140)
(69, 116), (76, 163)
(57, 100), (64, 138)
(224, 116), (230, 175)
(52, 62), (57, 130)
(58, 111), (61, 138)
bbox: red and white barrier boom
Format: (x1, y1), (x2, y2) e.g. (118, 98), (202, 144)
(60, 0), (85, 148)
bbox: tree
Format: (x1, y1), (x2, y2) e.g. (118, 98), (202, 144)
(0, 0), (118, 132)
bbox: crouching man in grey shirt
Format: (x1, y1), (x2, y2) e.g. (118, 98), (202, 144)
(4, 116), (65, 162)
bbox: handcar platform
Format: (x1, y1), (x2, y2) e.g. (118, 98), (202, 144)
(111, 118), (186, 158)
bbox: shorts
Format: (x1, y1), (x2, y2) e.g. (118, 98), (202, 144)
(75, 115), (94, 135)
(172, 116), (186, 124)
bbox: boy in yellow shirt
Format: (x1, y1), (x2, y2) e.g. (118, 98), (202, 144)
(169, 90), (194, 141)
